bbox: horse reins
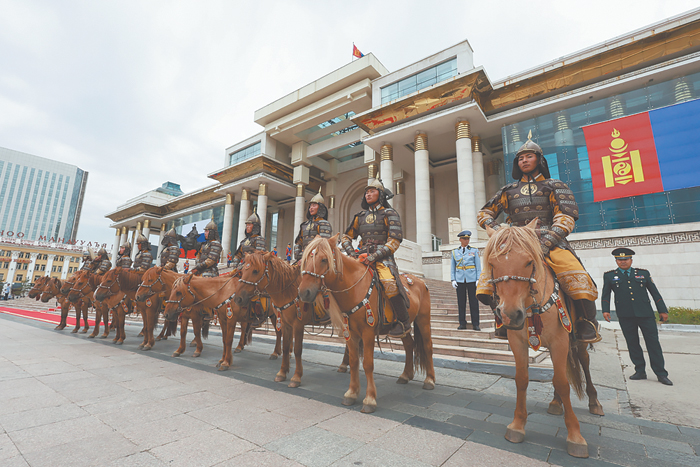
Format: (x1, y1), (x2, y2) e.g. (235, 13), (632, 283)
(138, 269), (166, 298)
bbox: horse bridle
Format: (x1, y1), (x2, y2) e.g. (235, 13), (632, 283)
(165, 275), (234, 310)
(238, 262), (271, 296)
(488, 261), (553, 315)
(138, 269), (166, 298)
(301, 250), (370, 294)
(96, 274), (121, 299)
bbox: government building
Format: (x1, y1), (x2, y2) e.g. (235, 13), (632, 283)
(106, 8), (700, 309)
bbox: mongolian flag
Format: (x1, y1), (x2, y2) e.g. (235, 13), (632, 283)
(352, 44), (364, 59)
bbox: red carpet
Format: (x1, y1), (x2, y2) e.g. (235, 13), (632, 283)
(0, 306), (96, 326)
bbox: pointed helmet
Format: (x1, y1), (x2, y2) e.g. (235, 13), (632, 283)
(307, 187), (328, 220)
(512, 130), (551, 179)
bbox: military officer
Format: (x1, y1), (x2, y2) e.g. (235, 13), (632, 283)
(602, 248), (672, 386)
(115, 241), (132, 268)
(294, 188), (332, 263)
(476, 132), (600, 343)
(160, 228), (180, 272)
(341, 178), (410, 339)
(192, 221), (222, 277)
(451, 230), (482, 331)
(230, 212), (266, 271)
(132, 234), (153, 273)
(90, 248), (112, 275)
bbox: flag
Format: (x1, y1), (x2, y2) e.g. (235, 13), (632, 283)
(353, 44), (364, 59)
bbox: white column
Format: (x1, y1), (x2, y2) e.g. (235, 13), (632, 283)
(45, 254), (55, 277)
(472, 136), (487, 213)
(393, 181), (406, 223)
(380, 144), (394, 206)
(156, 223), (166, 261)
(236, 189), (251, 248)
(7, 252), (19, 284)
(28, 253), (39, 283)
(111, 228), (120, 269)
(61, 256), (71, 279)
(276, 208), (286, 249)
(414, 132), (432, 252)
(221, 193), (235, 258)
(455, 121), (478, 237)
(119, 226), (128, 248)
(131, 222), (141, 261)
(257, 183), (268, 241)
(294, 183), (306, 240)
(142, 219), (151, 242)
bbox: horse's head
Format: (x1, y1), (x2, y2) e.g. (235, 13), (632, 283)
(135, 266), (163, 302)
(234, 251), (271, 307)
(60, 276), (74, 295)
(163, 274), (195, 321)
(484, 219), (544, 330)
(94, 268), (119, 302)
(28, 276), (48, 299)
(68, 271), (90, 302)
(298, 233), (342, 303)
(40, 278), (60, 302)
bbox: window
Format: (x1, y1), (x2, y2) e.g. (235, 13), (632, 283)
(228, 141), (261, 166)
(3, 263), (8, 269)
(40, 265), (45, 271)
(381, 58), (458, 104)
(15, 274), (22, 281)
(0, 273), (3, 280)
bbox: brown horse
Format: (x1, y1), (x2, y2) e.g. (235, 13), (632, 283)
(58, 273), (91, 333)
(40, 277), (77, 331)
(135, 267), (208, 357)
(165, 274), (282, 370)
(28, 276), (50, 300)
(483, 219), (602, 458)
(298, 234), (436, 414)
(66, 270), (111, 338)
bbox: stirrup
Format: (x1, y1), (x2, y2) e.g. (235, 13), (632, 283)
(388, 321), (410, 339)
(576, 318), (602, 344)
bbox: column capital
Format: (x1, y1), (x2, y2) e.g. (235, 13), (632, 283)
(143, 219), (151, 229)
(328, 195), (335, 209)
(225, 193), (234, 204)
(368, 164), (379, 179)
(136, 221), (142, 232)
(472, 135), (482, 153)
(414, 133), (428, 151)
(380, 144), (393, 161)
(456, 120), (471, 139)
(395, 180), (405, 195)
(258, 183), (267, 196)
(161, 223), (167, 232)
(296, 183), (305, 197)
(241, 188), (250, 201)
(115, 228), (121, 236)
(121, 226), (128, 235)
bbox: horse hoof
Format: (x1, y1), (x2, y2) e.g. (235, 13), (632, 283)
(269, 354), (278, 360)
(274, 375), (286, 382)
(342, 397), (356, 406)
(233, 348), (242, 353)
(143, 345), (152, 351)
(337, 366), (347, 373)
(193, 351), (201, 358)
(80, 329), (88, 334)
(71, 329), (79, 334)
(172, 352), (181, 357)
(88, 334), (96, 339)
(161, 336), (168, 340)
(137, 344), (144, 350)
(396, 376), (409, 385)
(155, 337), (162, 341)
(547, 403), (564, 416)
(189, 341), (196, 347)
(361, 404), (376, 414)
(505, 428), (525, 444)
(566, 440), (589, 458)
(116, 341), (123, 345)
(589, 404), (605, 416)
(99, 335), (108, 339)
(218, 364), (229, 371)
(288, 381), (300, 388)
(422, 380), (435, 390)
(138, 332), (144, 337)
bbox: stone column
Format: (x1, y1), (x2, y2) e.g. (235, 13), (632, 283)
(414, 132), (432, 252)
(368, 163), (378, 182)
(236, 188), (250, 248)
(393, 181), (406, 223)
(7, 252), (19, 285)
(222, 193), (235, 258)
(257, 183), (268, 241)
(45, 254), (55, 278)
(142, 219), (151, 241)
(120, 226), (128, 248)
(380, 144), (393, 206)
(455, 121), (478, 237)
(27, 252), (39, 283)
(328, 196), (336, 232)
(131, 222), (141, 261)
(61, 256), (71, 279)
(276, 208), (286, 250)
(111, 228), (121, 269)
(156, 223), (167, 261)
(294, 183), (306, 241)
(472, 136), (487, 236)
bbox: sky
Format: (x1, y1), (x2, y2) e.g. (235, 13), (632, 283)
(1, 0), (697, 247)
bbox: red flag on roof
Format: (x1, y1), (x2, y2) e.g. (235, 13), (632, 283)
(352, 44), (364, 58)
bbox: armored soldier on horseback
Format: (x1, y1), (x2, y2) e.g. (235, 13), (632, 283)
(231, 212), (266, 271)
(476, 132), (601, 343)
(294, 188), (332, 262)
(115, 241), (132, 268)
(90, 248), (112, 275)
(79, 250), (93, 271)
(191, 220), (222, 277)
(341, 178), (410, 339)
(160, 228), (180, 272)
(132, 234), (153, 273)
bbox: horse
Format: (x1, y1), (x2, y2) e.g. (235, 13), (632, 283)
(164, 273), (282, 370)
(39, 277), (77, 331)
(58, 273), (91, 333)
(66, 269), (110, 338)
(483, 219), (602, 459)
(297, 234), (436, 414)
(28, 276), (50, 300)
(135, 267), (208, 357)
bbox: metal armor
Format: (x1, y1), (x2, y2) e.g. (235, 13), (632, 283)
(231, 235), (265, 269)
(196, 240), (222, 277)
(294, 218), (332, 261)
(97, 258), (112, 275)
(160, 245), (180, 272)
(115, 254), (132, 268)
(133, 250), (153, 273)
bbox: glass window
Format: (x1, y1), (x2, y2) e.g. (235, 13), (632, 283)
(381, 58), (458, 104)
(228, 141), (261, 166)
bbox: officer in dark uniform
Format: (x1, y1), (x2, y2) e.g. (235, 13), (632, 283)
(602, 248), (672, 386)
(450, 230), (481, 330)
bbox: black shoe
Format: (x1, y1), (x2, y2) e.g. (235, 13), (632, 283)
(629, 372), (647, 380)
(658, 375), (673, 386)
(388, 321), (410, 339)
(457, 325), (467, 330)
(473, 325), (481, 331)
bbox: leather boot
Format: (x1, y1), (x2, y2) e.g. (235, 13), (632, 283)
(575, 299), (601, 343)
(388, 296), (411, 339)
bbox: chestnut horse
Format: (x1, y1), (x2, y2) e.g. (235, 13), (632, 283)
(135, 267), (209, 357)
(58, 273), (91, 333)
(28, 276), (50, 300)
(483, 219), (602, 458)
(66, 270), (111, 338)
(298, 234), (435, 414)
(40, 277), (77, 331)
(164, 274), (282, 370)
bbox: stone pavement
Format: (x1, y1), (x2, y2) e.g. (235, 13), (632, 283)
(0, 308), (698, 467)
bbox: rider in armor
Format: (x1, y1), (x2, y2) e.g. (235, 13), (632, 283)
(115, 241), (132, 268)
(160, 228), (180, 272)
(230, 212), (266, 271)
(341, 178), (410, 339)
(476, 132), (601, 343)
(79, 250), (93, 271)
(294, 188), (332, 262)
(90, 248), (112, 275)
(132, 234), (153, 273)
(192, 220), (222, 277)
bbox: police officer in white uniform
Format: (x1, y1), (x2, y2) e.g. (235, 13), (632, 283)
(451, 230), (482, 330)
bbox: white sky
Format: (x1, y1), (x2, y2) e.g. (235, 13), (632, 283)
(1, 0), (697, 246)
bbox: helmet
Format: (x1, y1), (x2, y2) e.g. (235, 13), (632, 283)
(512, 130), (551, 179)
(119, 241), (132, 256)
(136, 233), (149, 245)
(203, 219), (219, 241)
(307, 188), (328, 220)
(82, 250), (91, 259)
(362, 178), (394, 209)
(87, 247), (96, 261)
(245, 211), (261, 236)
(97, 247), (108, 258)
(161, 228), (178, 246)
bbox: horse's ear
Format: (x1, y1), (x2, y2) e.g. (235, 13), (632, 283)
(525, 218), (538, 231)
(329, 233), (340, 245)
(264, 251), (272, 260)
(485, 225), (497, 238)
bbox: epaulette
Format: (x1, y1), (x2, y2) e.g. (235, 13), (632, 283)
(634, 268), (649, 273)
(605, 269), (616, 274)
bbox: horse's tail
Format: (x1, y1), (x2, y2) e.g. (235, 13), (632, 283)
(168, 319), (178, 336)
(245, 322), (254, 344)
(567, 335), (585, 400)
(202, 319), (210, 340)
(412, 285), (430, 376)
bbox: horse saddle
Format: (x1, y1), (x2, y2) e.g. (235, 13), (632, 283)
(247, 295), (270, 327)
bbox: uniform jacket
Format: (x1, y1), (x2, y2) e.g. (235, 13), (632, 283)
(601, 268), (667, 318)
(450, 245), (481, 283)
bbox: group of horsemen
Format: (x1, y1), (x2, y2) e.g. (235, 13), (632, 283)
(80, 134), (601, 344)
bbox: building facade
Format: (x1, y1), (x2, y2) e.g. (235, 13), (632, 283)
(0, 237), (87, 285)
(0, 147), (88, 243)
(107, 9), (700, 308)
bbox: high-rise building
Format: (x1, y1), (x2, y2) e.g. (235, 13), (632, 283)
(0, 147), (88, 242)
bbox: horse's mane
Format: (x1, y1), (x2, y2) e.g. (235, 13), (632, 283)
(117, 267), (143, 291)
(246, 251), (299, 292)
(483, 226), (547, 285)
(300, 235), (343, 277)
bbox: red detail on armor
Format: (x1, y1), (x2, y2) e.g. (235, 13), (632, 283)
(342, 315), (350, 341)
